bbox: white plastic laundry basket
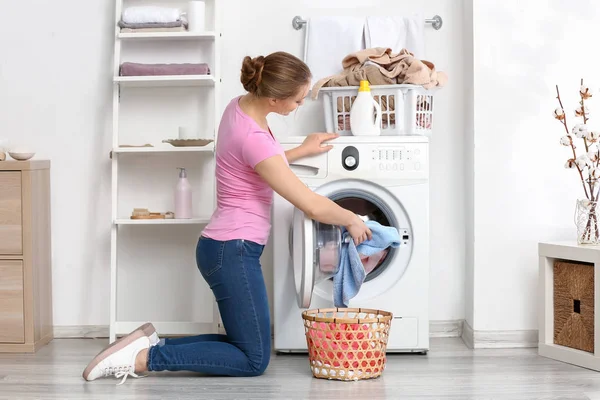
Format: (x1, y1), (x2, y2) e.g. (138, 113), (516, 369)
(318, 84), (435, 136)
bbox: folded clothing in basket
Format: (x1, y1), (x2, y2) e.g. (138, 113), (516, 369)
(119, 62), (210, 76)
(334, 221), (400, 307)
(311, 47), (448, 99)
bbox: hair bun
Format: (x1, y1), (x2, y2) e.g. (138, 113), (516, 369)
(240, 56), (265, 94)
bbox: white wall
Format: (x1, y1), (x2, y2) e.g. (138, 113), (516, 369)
(0, 0), (466, 328)
(0, 0), (115, 325)
(469, 0), (600, 331)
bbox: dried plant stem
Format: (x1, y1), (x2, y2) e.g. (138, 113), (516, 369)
(580, 79), (597, 200)
(557, 84), (591, 200)
(556, 85), (570, 135)
(583, 205), (599, 242)
(580, 78), (590, 152)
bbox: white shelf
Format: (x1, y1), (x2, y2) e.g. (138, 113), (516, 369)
(112, 143), (214, 154)
(118, 31), (216, 40)
(114, 75), (216, 87)
(115, 217), (210, 225)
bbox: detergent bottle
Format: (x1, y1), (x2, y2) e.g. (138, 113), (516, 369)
(175, 167), (192, 219)
(349, 80), (382, 136)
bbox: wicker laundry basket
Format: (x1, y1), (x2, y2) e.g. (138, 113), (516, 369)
(554, 260), (594, 353)
(302, 308), (392, 381)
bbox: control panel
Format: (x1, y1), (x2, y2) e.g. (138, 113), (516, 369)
(371, 146), (424, 173)
(282, 137), (428, 182)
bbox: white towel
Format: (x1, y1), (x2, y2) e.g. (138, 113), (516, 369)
(303, 16), (365, 84)
(364, 14), (425, 58)
(122, 6), (181, 24)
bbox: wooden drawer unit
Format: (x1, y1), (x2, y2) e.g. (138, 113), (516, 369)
(0, 161), (53, 352)
(0, 260), (24, 343)
(0, 172), (22, 255)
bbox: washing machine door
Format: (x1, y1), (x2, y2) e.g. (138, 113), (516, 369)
(292, 207), (315, 308)
(292, 207), (344, 308)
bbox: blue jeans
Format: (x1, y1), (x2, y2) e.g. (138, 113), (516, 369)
(147, 236), (271, 376)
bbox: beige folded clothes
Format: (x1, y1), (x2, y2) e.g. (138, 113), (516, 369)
(311, 47), (448, 99)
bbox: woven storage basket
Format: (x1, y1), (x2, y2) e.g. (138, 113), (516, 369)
(302, 308), (392, 381)
(554, 260), (594, 353)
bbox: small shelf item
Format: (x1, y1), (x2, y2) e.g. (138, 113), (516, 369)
(162, 138), (214, 147)
(130, 208), (174, 220)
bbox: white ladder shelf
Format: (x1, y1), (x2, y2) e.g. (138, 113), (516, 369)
(109, 0), (222, 343)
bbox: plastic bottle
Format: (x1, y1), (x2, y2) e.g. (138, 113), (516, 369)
(175, 167), (192, 219)
(350, 80), (382, 136)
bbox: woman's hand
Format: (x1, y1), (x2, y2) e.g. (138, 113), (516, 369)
(300, 133), (339, 157)
(345, 214), (373, 246)
(285, 133), (339, 163)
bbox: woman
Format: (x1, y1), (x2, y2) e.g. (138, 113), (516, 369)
(82, 51), (372, 384)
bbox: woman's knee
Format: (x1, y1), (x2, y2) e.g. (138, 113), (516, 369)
(246, 343), (271, 376)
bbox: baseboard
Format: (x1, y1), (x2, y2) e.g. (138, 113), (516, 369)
(430, 320), (463, 338)
(461, 320), (475, 348)
(461, 320), (538, 349)
(54, 320), (537, 348)
(54, 320), (466, 339)
(54, 325), (108, 339)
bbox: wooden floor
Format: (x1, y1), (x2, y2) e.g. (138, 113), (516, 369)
(0, 338), (599, 399)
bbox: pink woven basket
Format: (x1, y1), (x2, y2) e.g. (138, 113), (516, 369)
(302, 308), (393, 381)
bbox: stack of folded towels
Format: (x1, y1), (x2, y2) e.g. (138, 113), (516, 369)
(117, 6), (211, 77)
(118, 6), (188, 33)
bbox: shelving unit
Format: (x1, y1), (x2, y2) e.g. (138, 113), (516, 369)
(115, 217), (211, 225)
(118, 31), (216, 40)
(109, 0), (221, 343)
(112, 144), (215, 154)
(114, 75), (216, 87)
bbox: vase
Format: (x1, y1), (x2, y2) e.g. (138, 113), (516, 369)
(575, 199), (600, 244)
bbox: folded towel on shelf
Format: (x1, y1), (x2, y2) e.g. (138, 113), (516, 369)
(120, 26), (187, 33)
(311, 47), (448, 99)
(333, 221), (401, 307)
(365, 15), (425, 58)
(118, 20), (186, 29)
(121, 6), (181, 24)
(119, 62), (210, 76)
(304, 16), (366, 84)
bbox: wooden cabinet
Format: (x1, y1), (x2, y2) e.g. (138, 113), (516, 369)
(0, 161), (53, 352)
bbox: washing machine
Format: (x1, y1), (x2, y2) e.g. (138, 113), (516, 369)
(272, 135), (430, 353)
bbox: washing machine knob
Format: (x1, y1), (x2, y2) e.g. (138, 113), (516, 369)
(344, 155), (357, 168)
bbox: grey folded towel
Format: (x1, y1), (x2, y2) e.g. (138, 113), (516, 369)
(119, 62), (211, 76)
(118, 20), (186, 29)
(120, 26), (187, 33)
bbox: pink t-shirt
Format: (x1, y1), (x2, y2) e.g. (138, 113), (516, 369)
(201, 96), (288, 245)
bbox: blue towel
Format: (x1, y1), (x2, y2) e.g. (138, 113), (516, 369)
(333, 220), (401, 307)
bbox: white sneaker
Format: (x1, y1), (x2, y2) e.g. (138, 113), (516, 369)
(133, 322), (160, 346)
(82, 329), (150, 385)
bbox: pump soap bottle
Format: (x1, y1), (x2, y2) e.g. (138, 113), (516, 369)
(175, 167), (192, 219)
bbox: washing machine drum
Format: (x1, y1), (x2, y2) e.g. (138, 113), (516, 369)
(291, 192), (408, 308)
